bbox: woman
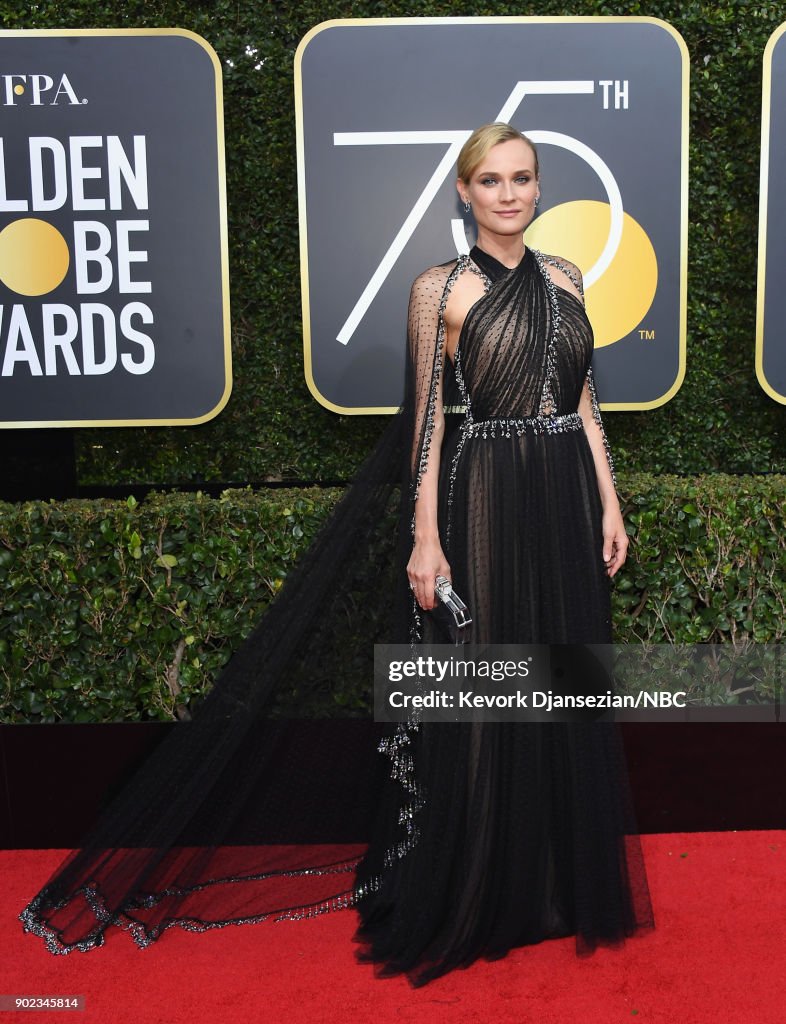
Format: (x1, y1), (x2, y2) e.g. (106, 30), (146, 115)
(350, 123), (654, 985)
(19, 123), (652, 987)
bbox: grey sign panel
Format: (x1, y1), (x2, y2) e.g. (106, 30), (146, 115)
(295, 17), (688, 414)
(758, 23), (786, 404)
(0, 29), (230, 426)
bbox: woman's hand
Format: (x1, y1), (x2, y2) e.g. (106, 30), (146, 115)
(407, 537), (451, 610)
(602, 505), (629, 578)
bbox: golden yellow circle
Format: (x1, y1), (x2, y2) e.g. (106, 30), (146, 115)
(13, 84), (24, 95)
(525, 200), (658, 348)
(0, 218), (70, 296)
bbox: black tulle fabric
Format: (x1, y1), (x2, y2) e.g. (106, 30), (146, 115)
(351, 246), (653, 984)
(18, 244), (654, 987)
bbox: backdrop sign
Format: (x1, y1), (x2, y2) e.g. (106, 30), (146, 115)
(0, 29), (230, 427)
(757, 22), (786, 404)
(295, 17), (688, 414)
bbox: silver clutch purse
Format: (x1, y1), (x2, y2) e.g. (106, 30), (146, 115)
(428, 574), (472, 644)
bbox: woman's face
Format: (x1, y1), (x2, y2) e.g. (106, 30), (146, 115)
(457, 138), (540, 239)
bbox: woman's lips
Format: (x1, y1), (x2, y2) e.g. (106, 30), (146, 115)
(495, 210), (521, 217)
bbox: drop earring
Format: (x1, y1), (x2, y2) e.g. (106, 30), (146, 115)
(463, 199), (471, 213)
(534, 194), (540, 208)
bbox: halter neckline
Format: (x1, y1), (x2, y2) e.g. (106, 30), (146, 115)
(469, 244), (532, 281)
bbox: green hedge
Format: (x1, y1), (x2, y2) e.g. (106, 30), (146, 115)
(1, 1), (785, 484)
(0, 488), (342, 722)
(1, 474), (784, 723)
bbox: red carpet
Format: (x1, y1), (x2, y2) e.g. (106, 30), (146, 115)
(3, 832), (784, 1023)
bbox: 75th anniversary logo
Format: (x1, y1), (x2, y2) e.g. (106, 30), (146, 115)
(295, 17), (688, 414)
(0, 29), (230, 427)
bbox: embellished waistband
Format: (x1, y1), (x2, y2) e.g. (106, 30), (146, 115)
(461, 412), (584, 438)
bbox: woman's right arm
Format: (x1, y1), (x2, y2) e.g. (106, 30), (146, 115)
(404, 269), (452, 612)
(408, 368), (451, 611)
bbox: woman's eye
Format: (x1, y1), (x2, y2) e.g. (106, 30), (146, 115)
(478, 176), (531, 185)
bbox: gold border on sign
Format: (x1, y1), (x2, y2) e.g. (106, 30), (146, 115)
(294, 16), (690, 415)
(0, 28), (232, 428)
(756, 21), (786, 404)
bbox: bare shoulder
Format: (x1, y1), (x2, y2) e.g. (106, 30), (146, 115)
(538, 251), (585, 302)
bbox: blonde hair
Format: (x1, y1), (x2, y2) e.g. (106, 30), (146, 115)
(457, 122), (539, 183)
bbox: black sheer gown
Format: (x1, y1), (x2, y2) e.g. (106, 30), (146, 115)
(19, 244), (653, 988)
(351, 245), (654, 984)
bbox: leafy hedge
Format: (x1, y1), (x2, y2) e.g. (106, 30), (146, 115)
(0, 488), (342, 722)
(0, 0), (784, 484)
(1, 473), (784, 723)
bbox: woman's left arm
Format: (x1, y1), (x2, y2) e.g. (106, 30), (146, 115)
(577, 367), (628, 578)
(544, 254), (628, 578)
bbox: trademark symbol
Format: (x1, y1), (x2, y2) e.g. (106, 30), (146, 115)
(638, 329), (655, 340)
